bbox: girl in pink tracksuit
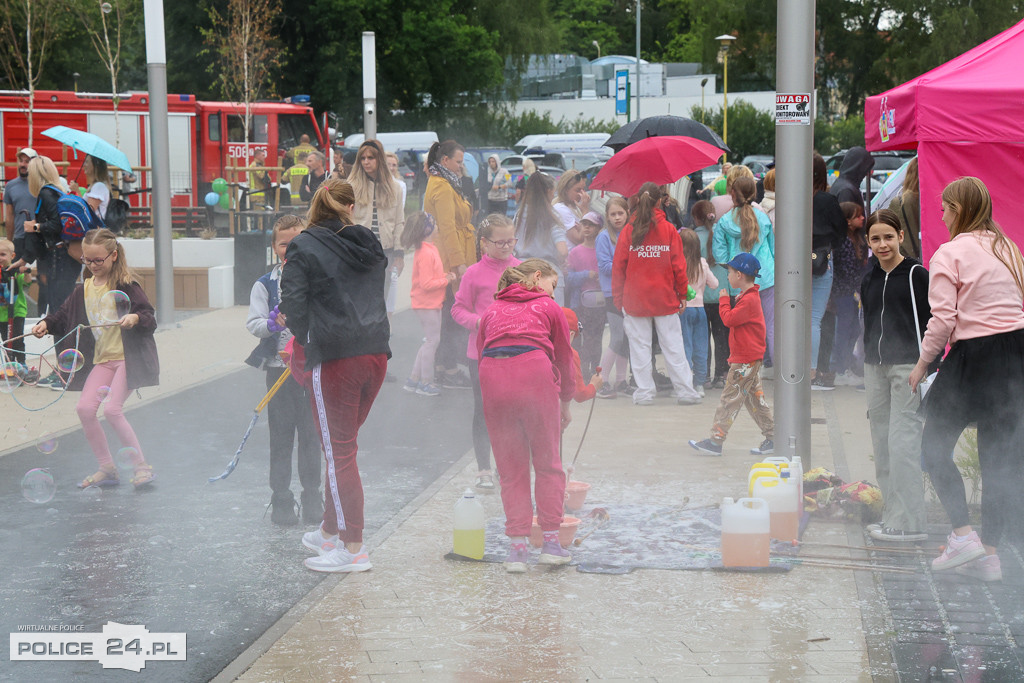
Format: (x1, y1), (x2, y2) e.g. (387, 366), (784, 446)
(451, 213), (520, 490)
(476, 258), (576, 573)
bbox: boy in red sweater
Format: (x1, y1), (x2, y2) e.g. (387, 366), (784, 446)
(689, 253), (774, 456)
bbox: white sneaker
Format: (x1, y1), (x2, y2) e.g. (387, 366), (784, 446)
(696, 385), (706, 398)
(302, 527), (339, 555)
(304, 545), (372, 573)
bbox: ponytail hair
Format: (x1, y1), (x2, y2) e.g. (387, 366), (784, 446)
(83, 228), (136, 288)
(401, 211), (436, 250)
(730, 176), (759, 252)
(690, 199), (717, 266)
(630, 182), (665, 247)
(307, 177), (355, 228)
(497, 258), (558, 292)
(426, 139), (464, 168)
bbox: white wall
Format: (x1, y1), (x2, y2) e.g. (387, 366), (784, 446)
(513, 90), (776, 123)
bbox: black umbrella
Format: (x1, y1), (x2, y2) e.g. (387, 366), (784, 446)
(605, 115), (730, 153)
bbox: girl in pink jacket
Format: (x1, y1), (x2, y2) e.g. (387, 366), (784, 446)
(402, 212), (455, 396)
(910, 177), (1024, 581)
(452, 214), (520, 489)
(476, 259), (575, 573)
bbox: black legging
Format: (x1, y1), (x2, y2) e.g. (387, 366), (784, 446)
(705, 304), (730, 381)
(468, 360), (491, 471)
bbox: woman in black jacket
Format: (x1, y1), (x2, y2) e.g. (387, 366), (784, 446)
(280, 177), (391, 574)
(810, 153), (847, 387)
(23, 156), (81, 317)
(860, 210), (931, 543)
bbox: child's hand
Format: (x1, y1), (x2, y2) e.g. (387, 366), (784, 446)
(31, 320), (48, 337)
(267, 305), (286, 332)
(589, 270), (598, 279)
(446, 272), (457, 283)
(589, 372), (604, 392)
(119, 313), (140, 329)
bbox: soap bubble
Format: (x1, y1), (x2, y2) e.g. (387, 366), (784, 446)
(101, 2), (112, 12)
(83, 485), (104, 500)
(96, 385), (111, 402)
(57, 349), (85, 374)
(21, 468), (56, 504)
(114, 446), (138, 470)
(0, 361), (25, 393)
(36, 435), (59, 454)
(99, 290), (131, 324)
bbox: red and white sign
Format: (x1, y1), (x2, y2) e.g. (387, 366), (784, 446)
(775, 93), (812, 126)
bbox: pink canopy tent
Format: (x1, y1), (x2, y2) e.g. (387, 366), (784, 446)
(864, 18), (1024, 261)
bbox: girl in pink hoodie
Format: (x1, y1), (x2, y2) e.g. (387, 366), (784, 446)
(452, 214), (521, 489)
(910, 177), (1024, 581)
(477, 259), (575, 572)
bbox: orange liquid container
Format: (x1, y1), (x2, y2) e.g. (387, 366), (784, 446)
(752, 476), (800, 541)
(720, 497), (770, 567)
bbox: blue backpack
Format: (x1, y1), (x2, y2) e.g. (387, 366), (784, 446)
(58, 192), (105, 241)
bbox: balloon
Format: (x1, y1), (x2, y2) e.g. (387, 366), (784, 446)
(219, 192), (231, 210)
(204, 191), (220, 207)
(211, 177), (228, 194)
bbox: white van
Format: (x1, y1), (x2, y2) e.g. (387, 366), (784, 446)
(514, 133), (611, 153)
(343, 131), (439, 151)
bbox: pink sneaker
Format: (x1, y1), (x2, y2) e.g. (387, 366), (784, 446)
(954, 554), (1002, 582)
(931, 531), (986, 571)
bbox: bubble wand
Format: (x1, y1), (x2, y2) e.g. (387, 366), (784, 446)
(208, 367), (292, 482)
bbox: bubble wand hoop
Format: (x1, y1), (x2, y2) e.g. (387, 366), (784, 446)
(208, 367), (292, 482)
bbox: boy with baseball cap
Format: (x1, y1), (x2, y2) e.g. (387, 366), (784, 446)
(689, 253), (775, 456)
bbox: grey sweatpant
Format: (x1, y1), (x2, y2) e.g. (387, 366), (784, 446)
(864, 363), (926, 532)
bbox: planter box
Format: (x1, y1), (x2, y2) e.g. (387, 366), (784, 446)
(120, 238), (237, 309)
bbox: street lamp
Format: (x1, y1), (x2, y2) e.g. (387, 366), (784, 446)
(700, 77), (708, 123)
(592, 40), (601, 59)
(716, 34), (736, 156)
(73, 72), (80, 93)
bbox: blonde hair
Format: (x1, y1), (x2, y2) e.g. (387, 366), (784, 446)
(0, 238), (14, 252)
(497, 258), (557, 292)
(385, 152), (401, 179)
(521, 158), (537, 176)
(730, 176), (760, 252)
(941, 177), (1024, 296)
(555, 170), (586, 212)
(83, 229), (136, 288)
(631, 182), (665, 247)
(477, 212), (513, 242)
(348, 139), (398, 209)
(726, 164), (754, 193)
(307, 177), (355, 227)
(28, 156), (61, 197)
(603, 196), (629, 246)
(272, 214), (306, 245)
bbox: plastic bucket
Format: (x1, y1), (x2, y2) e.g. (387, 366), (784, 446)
(564, 481), (591, 511)
(529, 516), (581, 548)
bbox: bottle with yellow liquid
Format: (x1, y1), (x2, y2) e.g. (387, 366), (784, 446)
(453, 488), (486, 559)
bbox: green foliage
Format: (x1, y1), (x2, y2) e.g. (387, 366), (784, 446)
(814, 115), (866, 156)
(689, 101), (773, 163)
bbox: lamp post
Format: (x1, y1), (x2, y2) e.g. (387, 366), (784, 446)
(592, 40), (601, 59)
(73, 72), (80, 93)
(716, 34), (736, 156)
(635, 0), (642, 120)
(700, 77), (708, 123)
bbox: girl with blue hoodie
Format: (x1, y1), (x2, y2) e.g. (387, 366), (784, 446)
(712, 176), (776, 362)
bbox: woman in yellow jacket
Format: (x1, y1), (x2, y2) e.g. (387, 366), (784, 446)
(424, 139), (477, 387)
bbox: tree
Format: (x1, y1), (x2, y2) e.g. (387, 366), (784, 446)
(202, 0), (284, 165)
(689, 101), (774, 163)
(74, 0), (137, 146)
(0, 0), (61, 145)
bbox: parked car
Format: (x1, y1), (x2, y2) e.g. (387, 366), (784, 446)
(741, 154), (775, 178)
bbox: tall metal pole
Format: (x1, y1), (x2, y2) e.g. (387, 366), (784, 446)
(635, 0), (641, 120)
(775, 0), (816, 469)
(362, 32), (377, 139)
(144, 0), (173, 326)
(723, 50), (728, 146)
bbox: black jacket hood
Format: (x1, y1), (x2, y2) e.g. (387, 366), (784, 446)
(837, 147), (875, 187)
(304, 219), (386, 272)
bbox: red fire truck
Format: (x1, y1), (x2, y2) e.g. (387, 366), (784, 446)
(0, 90), (326, 208)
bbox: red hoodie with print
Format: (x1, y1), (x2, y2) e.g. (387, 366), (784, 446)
(611, 207), (689, 317)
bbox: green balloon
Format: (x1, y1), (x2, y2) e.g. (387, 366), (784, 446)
(686, 285), (696, 301)
(212, 177), (228, 194)
(219, 192), (231, 209)
(714, 177), (727, 196)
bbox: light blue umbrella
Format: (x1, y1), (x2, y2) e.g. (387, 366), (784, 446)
(41, 125), (133, 172)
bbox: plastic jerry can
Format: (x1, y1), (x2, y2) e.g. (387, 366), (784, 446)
(752, 475), (800, 541)
(721, 497), (770, 567)
(748, 465), (781, 496)
(762, 456), (804, 513)
(453, 488), (486, 559)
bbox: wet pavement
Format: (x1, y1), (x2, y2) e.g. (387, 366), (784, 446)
(1, 309), (472, 681)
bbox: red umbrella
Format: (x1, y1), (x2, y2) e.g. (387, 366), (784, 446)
(590, 135), (725, 197)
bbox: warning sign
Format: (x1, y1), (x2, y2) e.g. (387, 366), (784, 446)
(776, 93), (812, 126)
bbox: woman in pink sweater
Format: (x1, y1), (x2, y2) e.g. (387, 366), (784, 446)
(477, 259), (575, 572)
(402, 212), (455, 396)
(910, 177), (1024, 581)
(452, 214), (521, 489)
